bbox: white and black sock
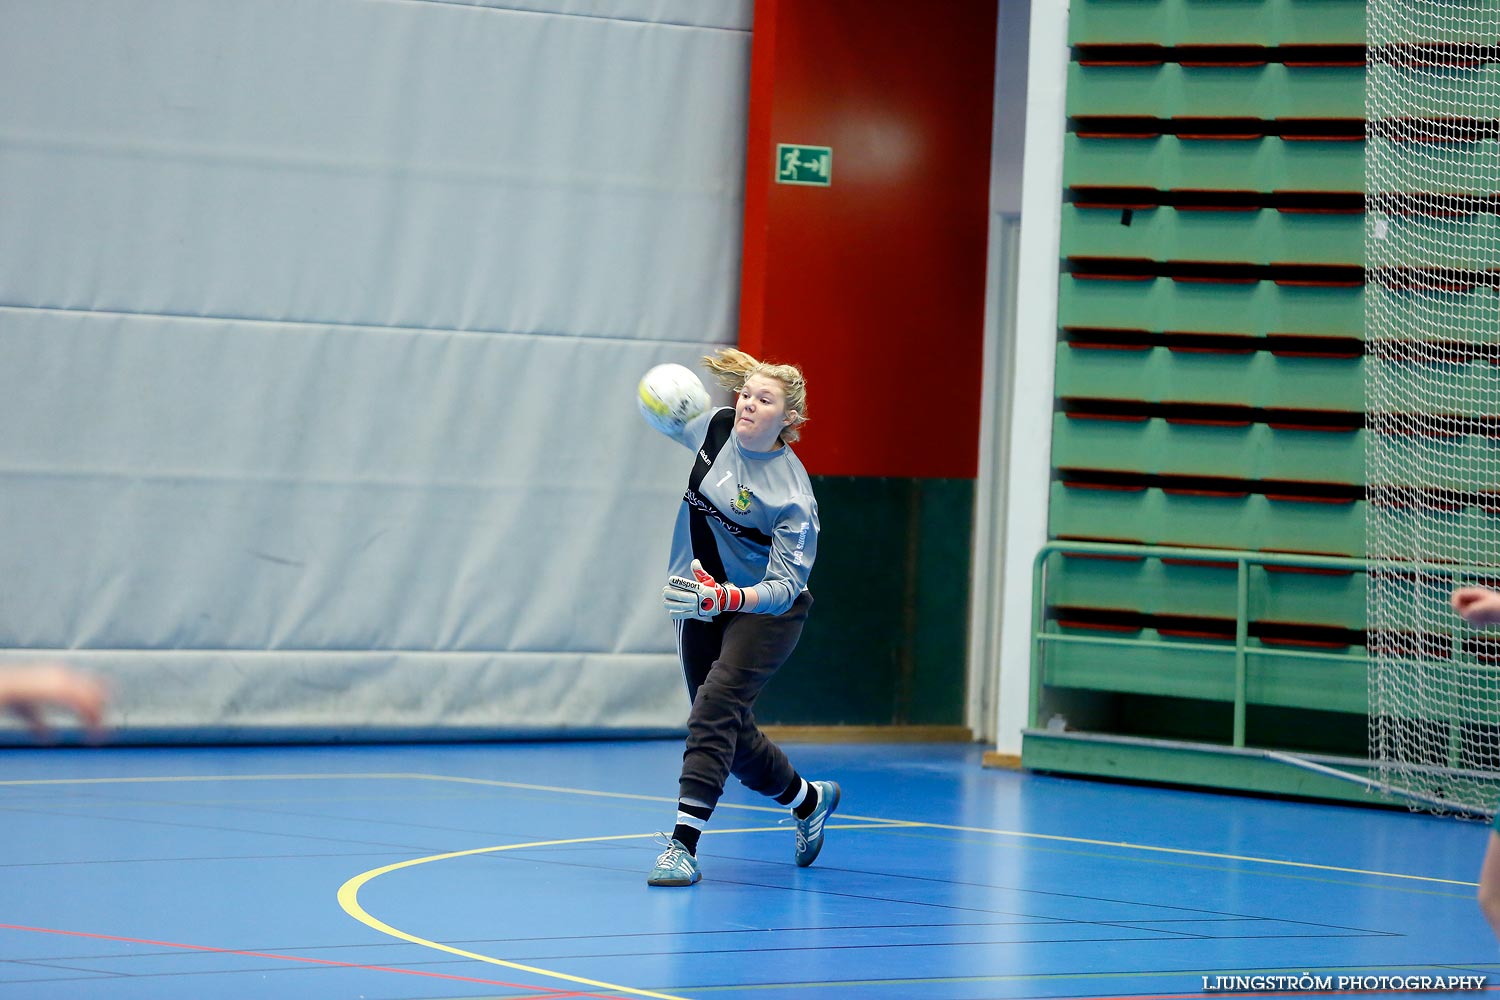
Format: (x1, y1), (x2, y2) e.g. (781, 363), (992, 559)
(672, 797), (713, 855)
(776, 775), (819, 819)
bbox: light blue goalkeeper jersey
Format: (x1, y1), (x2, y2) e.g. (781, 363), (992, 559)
(665, 406), (818, 615)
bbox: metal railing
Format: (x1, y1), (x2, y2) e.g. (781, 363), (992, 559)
(1028, 541), (1465, 747)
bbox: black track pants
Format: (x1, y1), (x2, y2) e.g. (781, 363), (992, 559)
(675, 591), (812, 808)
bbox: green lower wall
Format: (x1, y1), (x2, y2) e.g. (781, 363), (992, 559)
(755, 476), (974, 726)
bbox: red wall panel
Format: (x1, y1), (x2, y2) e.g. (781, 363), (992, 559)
(739, 0), (998, 478)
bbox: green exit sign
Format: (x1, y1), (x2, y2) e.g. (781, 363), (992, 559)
(775, 144), (832, 186)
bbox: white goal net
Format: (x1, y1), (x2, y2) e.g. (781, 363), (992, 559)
(1366, 1), (1500, 815)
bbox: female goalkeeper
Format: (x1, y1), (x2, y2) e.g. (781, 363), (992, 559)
(642, 347), (838, 888)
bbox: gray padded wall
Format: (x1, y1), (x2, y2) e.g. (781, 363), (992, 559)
(0, 0), (752, 741)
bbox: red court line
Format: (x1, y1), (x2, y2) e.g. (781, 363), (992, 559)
(0, 922), (616, 998)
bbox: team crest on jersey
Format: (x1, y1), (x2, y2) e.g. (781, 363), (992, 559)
(732, 484), (754, 514)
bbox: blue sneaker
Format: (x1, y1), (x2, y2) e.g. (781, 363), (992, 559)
(647, 835), (701, 887)
(793, 780), (840, 867)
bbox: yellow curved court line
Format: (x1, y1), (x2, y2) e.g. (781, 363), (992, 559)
(338, 831), (691, 1000)
(337, 824), (865, 1000)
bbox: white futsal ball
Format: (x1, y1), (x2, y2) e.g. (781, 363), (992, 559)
(637, 363), (711, 435)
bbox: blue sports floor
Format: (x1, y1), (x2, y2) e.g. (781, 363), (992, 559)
(0, 739), (1495, 1000)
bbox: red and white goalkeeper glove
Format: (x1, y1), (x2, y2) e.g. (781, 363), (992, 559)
(663, 559), (744, 621)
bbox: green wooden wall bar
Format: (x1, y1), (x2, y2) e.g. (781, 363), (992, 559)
(1069, 0), (1367, 47)
(1062, 206), (1362, 264)
(1047, 484), (1366, 554)
(1063, 136), (1365, 189)
(1053, 344), (1365, 407)
(1043, 641), (1369, 714)
(1060, 279), (1363, 333)
(1050, 416), (1365, 484)
(1068, 64), (1364, 117)
(1044, 552), (1367, 626)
